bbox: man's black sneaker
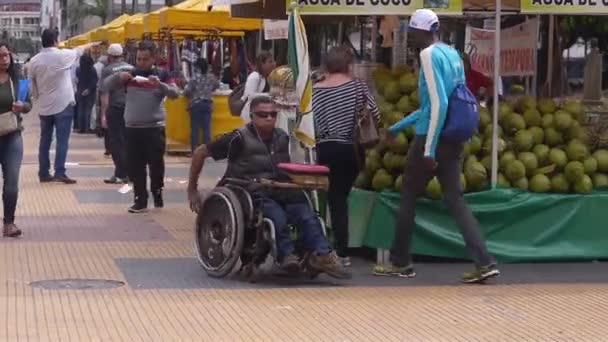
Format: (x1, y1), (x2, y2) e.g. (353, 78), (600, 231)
(104, 176), (128, 184)
(373, 264), (416, 278)
(53, 175), (77, 184)
(153, 190), (164, 208)
(462, 264), (500, 283)
(128, 202), (148, 213)
(39, 176), (54, 183)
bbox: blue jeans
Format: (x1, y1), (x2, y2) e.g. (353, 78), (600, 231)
(189, 100), (212, 151)
(39, 105), (74, 179)
(262, 197), (331, 260)
(0, 131), (23, 224)
(77, 93), (95, 132)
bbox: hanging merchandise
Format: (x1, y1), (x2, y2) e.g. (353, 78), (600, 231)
(181, 37), (195, 81)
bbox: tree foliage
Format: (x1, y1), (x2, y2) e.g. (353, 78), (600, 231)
(69, 0), (109, 25)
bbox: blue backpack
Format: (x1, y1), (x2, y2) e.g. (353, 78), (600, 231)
(437, 48), (480, 143)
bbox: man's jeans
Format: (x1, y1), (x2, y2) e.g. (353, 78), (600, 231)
(39, 105), (74, 179)
(107, 106), (128, 179)
(189, 100), (212, 151)
(0, 131), (23, 224)
(262, 198), (331, 260)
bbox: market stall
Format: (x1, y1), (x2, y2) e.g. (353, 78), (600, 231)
(157, 4), (262, 152)
(244, 0), (608, 263)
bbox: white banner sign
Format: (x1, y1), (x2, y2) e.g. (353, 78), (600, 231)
(465, 18), (539, 77)
(263, 19), (289, 40)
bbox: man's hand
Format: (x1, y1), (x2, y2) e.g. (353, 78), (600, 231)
(101, 115), (107, 129)
(148, 75), (161, 88)
(423, 157), (437, 171)
(12, 101), (24, 113)
(119, 72), (133, 83)
(188, 188), (203, 213)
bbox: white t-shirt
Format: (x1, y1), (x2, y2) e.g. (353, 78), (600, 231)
(240, 71), (267, 124)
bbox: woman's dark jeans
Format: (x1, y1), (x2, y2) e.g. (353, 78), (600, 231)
(316, 141), (359, 257)
(189, 100), (213, 151)
(0, 131), (23, 224)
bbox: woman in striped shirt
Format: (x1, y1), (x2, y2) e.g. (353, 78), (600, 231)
(313, 47), (380, 266)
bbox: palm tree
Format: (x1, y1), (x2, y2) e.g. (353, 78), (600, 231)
(69, 0), (110, 26)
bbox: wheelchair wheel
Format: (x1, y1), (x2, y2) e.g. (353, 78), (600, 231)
(195, 187), (245, 278)
(225, 185), (253, 224)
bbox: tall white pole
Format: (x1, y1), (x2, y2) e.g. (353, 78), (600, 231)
(490, 0), (501, 187)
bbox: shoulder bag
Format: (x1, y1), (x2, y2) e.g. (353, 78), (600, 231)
(0, 79), (19, 137)
(353, 79), (379, 149)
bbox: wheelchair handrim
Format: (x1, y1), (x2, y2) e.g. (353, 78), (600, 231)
(196, 192), (238, 273)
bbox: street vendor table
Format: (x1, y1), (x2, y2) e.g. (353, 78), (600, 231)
(348, 188), (608, 263)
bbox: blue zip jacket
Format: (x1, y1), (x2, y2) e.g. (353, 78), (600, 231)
(389, 43), (465, 158)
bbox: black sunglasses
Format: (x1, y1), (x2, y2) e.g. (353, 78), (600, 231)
(253, 111), (278, 119)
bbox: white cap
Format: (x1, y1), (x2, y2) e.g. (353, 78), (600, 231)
(409, 9), (439, 32)
(107, 43), (123, 57)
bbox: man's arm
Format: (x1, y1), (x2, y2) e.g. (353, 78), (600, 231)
(187, 131), (242, 212)
(187, 145), (211, 212)
(159, 81), (179, 99)
(420, 48), (448, 159)
(389, 110), (420, 135)
(103, 72), (126, 91)
(29, 70), (38, 101)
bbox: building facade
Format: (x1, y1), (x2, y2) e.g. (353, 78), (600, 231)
(0, 0), (42, 40)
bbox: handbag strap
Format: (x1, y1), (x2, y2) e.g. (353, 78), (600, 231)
(8, 78), (15, 104)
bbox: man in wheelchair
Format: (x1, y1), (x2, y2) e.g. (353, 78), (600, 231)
(188, 96), (351, 279)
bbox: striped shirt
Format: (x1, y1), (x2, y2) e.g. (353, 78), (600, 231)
(312, 79), (380, 144)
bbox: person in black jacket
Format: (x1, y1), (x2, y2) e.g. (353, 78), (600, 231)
(75, 53), (98, 134)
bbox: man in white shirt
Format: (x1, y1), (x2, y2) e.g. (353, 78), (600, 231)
(28, 29), (98, 184)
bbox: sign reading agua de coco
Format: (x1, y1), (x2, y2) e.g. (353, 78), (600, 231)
(521, 0), (608, 13)
(290, 0), (462, 15)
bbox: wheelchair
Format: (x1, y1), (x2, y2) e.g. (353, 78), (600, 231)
(195, 163), (330, 282)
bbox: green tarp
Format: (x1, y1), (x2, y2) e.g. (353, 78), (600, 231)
(348, 188), (608, 263)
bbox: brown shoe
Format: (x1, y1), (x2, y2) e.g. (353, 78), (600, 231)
(308, 252), (352, 279)
(3, 223), (22, 238)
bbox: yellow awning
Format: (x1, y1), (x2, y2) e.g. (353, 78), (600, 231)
(159, 8), (261, 32)
(125, 13), (144, 40)
(143, 7), (166, 33)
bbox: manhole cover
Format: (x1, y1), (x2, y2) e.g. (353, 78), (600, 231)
(30, 279), (125, 290)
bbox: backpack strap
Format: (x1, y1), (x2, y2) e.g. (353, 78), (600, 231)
(434, 44), (465, 86)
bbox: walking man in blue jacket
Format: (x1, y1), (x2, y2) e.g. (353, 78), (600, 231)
(373, 9), (499, 283)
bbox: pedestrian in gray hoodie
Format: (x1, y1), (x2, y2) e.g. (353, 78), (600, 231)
(104, 40), (179, 213)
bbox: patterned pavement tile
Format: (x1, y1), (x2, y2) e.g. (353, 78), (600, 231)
(15, 215), (174, 242)
(22, 153), (98, 164)
(72, 189), (188, 204)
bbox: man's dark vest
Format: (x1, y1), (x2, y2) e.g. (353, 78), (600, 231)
(226, 125), (290, 182)
(225, 125), (303, 202)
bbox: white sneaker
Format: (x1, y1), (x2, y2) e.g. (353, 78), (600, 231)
(340, 257), (352, 267)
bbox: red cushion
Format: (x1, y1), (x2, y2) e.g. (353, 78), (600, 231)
(278, 163), (329, 175)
